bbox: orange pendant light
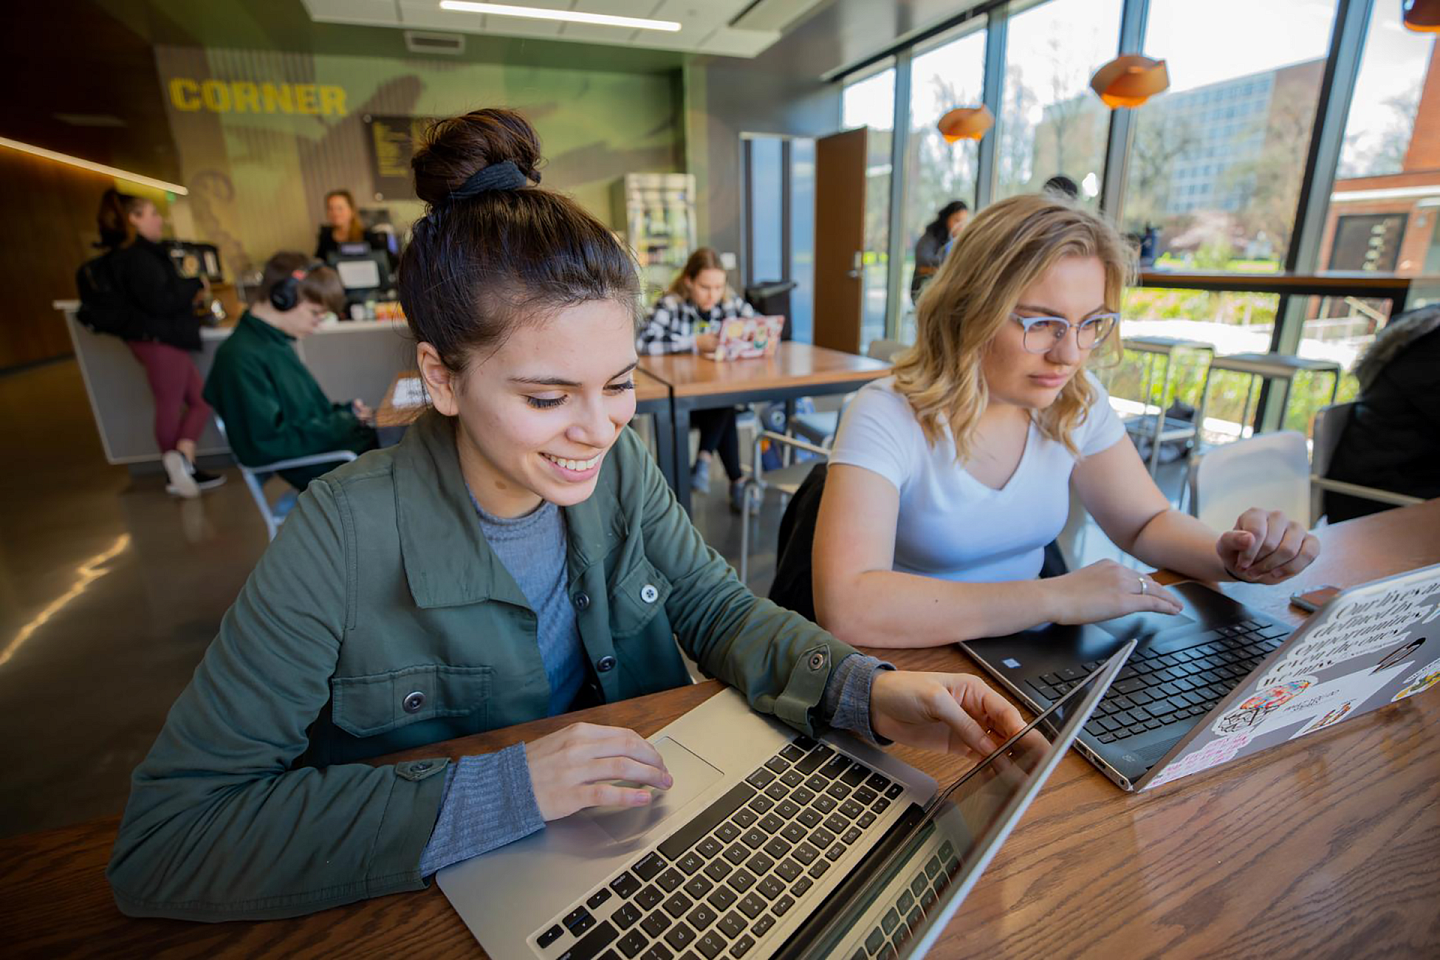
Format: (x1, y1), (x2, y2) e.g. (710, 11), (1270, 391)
(1090, 54), (1170, 108)
(937, 105), (994, 142)
(1403, 0), (1440, 32)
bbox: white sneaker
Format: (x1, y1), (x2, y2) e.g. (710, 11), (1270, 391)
(163, 450), (200, 499)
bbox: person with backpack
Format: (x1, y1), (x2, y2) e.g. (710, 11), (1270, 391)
(83, 188), (224, 498)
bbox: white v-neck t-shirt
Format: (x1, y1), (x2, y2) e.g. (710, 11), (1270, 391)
(828, 374), (1126, 583)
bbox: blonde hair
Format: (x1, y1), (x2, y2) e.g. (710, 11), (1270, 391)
(892, 194), (1133, 461)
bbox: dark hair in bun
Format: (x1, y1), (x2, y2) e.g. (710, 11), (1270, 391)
(399, 107), (640, 372)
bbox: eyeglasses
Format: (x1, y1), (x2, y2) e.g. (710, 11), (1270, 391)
(1011, 312), (1118, 354)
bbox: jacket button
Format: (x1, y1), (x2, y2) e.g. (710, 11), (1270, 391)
(808, 651), (827, 671)
(640, 584), (659, 604)
(402, 690), (426, 713)
(575, 593), (590, 611)
(596, 655), (617, 673)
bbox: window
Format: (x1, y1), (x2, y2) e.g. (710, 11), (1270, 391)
(1291, 3), (1440, 432)
(995, 0), (1122, 206)
(843, 68), (896, 350)
(899, 25), (986, 340)
(1123, 0), (1335, 272)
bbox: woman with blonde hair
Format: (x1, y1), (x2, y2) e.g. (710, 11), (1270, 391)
(812, 194), (1320, 648)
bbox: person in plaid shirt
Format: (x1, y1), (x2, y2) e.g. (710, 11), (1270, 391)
(637, 248), (754, 510)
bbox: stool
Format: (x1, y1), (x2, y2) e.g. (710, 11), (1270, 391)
(1196, 352), (1343, 443)
(1118, 336), (1215, 475)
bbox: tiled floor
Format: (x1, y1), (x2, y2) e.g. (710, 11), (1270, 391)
(0, 359), (1187, 838)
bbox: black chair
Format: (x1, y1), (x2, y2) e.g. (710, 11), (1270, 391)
(767, 463), (1070, 623)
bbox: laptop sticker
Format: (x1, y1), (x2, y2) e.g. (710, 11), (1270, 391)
(1293, 701), (1355, 737)
(1146, 733), (1252, 790)
(1391, 657), (1440, 703)
(1211, 678), (1316, 736)
(1261, 583), (1440, 686)
(1250, 663), (1410, 739)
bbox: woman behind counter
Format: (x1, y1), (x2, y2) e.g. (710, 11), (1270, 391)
(314, 188), (393, 265)
(107, 107), (1023, 922)
(636, 247), (754, 510)
(95, 188), (224, 499)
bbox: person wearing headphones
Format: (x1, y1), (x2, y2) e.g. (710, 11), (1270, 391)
(202, 252), (378, 490)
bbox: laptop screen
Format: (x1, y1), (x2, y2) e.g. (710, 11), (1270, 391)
(790, 648), (1127, 960)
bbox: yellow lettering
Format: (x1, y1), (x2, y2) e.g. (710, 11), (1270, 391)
(169, 78), (200, 111)
(261, 83), (293, 114)
(319, 85), (347, 117)
(232, 81), (260, 114)
(200, 80), (231, 113)
(294, 83), (319, 115)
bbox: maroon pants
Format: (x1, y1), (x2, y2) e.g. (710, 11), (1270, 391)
(126, 340), (212, 453)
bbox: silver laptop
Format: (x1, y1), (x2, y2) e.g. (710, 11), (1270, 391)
(965, 563), (1440, 793)
(437, 644), (1132, 960)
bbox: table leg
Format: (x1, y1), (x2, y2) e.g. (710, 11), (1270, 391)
(1328, 369), (1341, 405)
(1241, 374), (1258, 439)
(1148, 355), (1171, 475)
(672, 401), (692, 515)
(648, 401), (677, 503)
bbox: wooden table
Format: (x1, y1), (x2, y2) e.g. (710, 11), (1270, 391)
(371, 370), (678, 490)
(3, 501), (1437, 958)
(638, 342), (891, 513)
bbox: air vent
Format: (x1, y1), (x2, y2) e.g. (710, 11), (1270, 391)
(404, 30), (465, 55)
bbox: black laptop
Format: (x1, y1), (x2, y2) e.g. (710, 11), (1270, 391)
(962, 581), (1292, 791)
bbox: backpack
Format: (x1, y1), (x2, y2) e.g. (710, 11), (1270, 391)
(75, 252), (140, 339)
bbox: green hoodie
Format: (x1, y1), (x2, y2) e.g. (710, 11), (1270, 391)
(108, 411), (859, 921)
(202, 311), (376, 487)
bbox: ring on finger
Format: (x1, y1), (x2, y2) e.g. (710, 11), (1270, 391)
(1138, 576), (1148, 596)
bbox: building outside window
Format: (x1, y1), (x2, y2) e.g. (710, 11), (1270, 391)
(1112, 0), (1337, 442)
(995, 0), (1122, 206)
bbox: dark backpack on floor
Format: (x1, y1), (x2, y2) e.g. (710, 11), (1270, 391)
(75, 253), (140, 339)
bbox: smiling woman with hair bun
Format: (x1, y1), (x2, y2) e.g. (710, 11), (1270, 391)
(106, 107), (1025, 922)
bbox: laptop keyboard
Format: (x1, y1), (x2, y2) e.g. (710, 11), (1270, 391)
(1026, 618), (1291, 745)
(532, 735), (906, 960)
(852, 839), (962, 960)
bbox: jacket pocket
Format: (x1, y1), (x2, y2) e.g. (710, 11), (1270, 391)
(609, 557), (672, 638)
(331, 664), (491, 738)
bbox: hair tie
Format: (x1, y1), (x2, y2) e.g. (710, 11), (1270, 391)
(444, 160), (529, 203)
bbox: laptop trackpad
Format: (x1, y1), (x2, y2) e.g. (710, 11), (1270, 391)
(582, 737), (724, 846)
(1097, 610), (1194, 641)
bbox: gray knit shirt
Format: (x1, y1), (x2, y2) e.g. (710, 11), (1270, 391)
(418, 499), (889, 876)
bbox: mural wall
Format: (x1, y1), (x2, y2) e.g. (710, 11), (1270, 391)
(154, 45), (684, 273)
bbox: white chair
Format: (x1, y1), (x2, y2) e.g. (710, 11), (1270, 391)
(1309, 402), (1423, 521)
(214, 417), (359, 541)
(1187, 431), (1313, 532)
(737, 430), (830, 585)
(1187, 423), (1423, 533)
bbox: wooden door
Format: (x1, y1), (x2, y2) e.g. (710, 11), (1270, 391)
(813, 128), (867, 355)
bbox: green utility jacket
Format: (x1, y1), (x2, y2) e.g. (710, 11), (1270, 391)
(108, 410), (859, 921)
(202, 311), (376, 487)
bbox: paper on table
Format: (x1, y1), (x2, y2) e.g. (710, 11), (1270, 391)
(391, 377), (427, 408)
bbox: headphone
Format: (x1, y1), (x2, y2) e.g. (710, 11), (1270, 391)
(269, 261), (324, 311)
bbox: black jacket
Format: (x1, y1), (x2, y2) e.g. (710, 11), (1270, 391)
(1325, 320), (1440, 522)
(108, 238), (205, 351)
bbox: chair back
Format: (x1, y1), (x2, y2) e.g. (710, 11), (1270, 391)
(866, 338), (907, 363)
(767, 463), (828, 622)
(1189, 430), (1312, 531)
(213, 416), (284, 540)
(1310, 403), (1354, 523)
